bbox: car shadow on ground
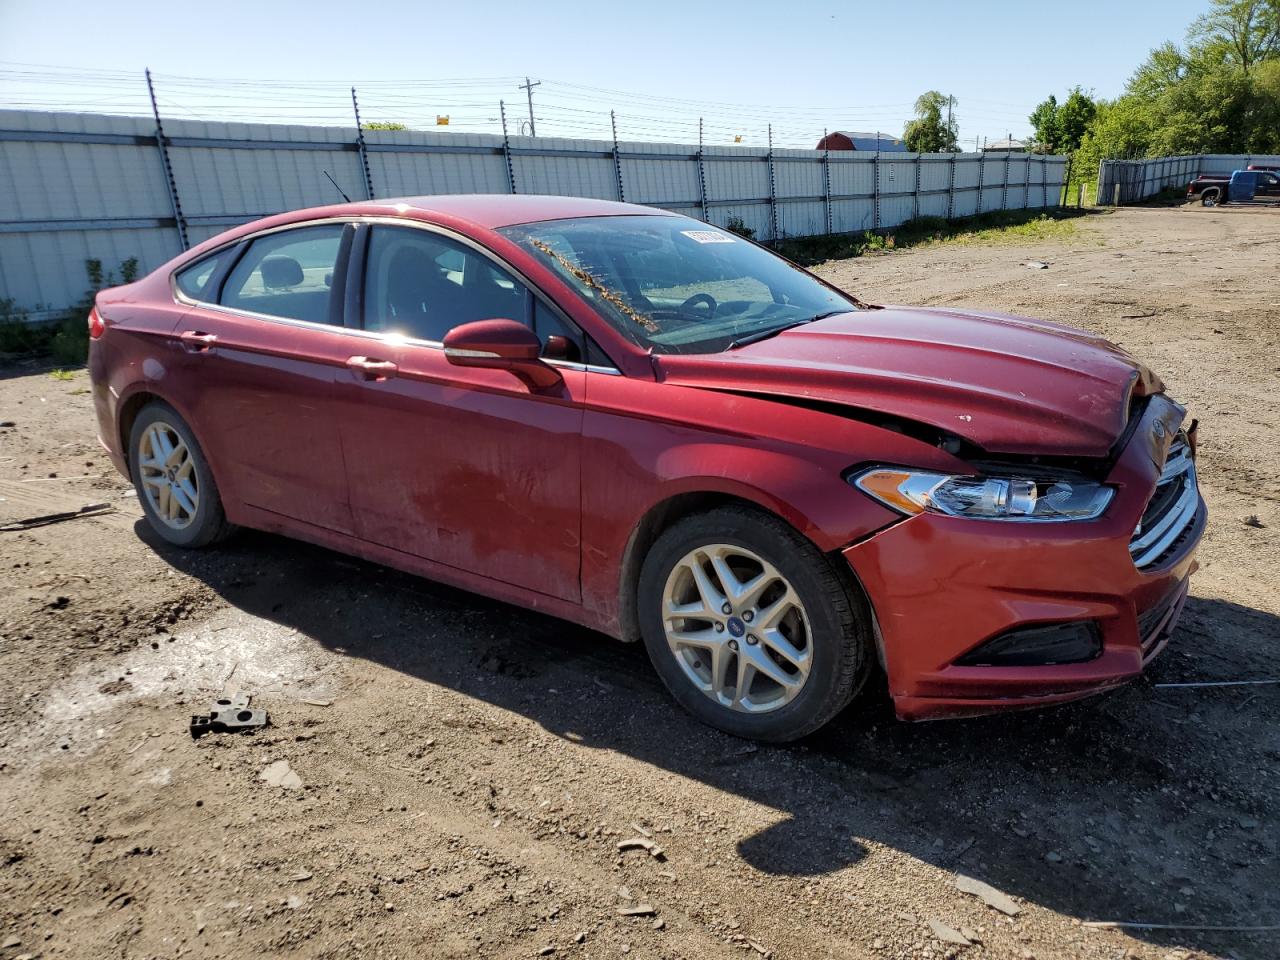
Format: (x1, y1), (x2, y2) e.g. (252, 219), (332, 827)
(146, 523), (1279, 958)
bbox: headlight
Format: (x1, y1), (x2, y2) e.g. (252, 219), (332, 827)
(853, 468), (1113, 522)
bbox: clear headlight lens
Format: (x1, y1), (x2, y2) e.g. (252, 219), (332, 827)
(853, 468), (1113, 522)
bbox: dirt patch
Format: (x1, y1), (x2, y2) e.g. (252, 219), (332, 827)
(1, 206), (1277, 960)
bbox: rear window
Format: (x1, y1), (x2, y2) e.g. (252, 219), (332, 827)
(219, 225), (346, 325)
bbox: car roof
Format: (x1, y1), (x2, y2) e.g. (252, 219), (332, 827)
(366, 194), (669, 228)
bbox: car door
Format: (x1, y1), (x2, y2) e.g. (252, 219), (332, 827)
(1262, 173), (1280, 197)
(164, 222), (357, 534)
(333, 223), (587, 602)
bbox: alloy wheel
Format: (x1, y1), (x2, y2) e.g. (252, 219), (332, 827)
(662, 543), (812, 713)
(137, 420), (199, 530)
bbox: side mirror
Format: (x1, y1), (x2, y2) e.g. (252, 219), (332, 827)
(442, 318), (562, 390)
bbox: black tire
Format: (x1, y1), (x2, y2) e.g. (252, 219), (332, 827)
(129, 401), (233, 548)
(637, 505), (873, 742)
(1201, 189), (1220, 207)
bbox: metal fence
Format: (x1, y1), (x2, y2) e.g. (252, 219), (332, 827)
(1, 108), (1067, 320)
(1097, 153), (1280, 205)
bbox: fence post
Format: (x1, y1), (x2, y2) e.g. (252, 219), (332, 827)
(145, 68), (189, 251)
(697, 118), (710, 223)
(610, 111), (626, 202)
(499, 100), (517, 194)
(350, 86), (375, 200)
(1002, 152), (1010, 210)
(912, 149), (922, 221)
(767, 124), (778, 241)
(873, 132), (881, 229)
(973, 150), (983, 217)
(1059, 155), (1071, 207)
(947, 152), (957, 220)
(822, 128), (832, 235)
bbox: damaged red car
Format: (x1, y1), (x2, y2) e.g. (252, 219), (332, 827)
(87, 196), (1205, 741)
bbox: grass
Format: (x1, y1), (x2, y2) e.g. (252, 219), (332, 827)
(49, 368), (76, 381)
(774, 208), (1090, 266)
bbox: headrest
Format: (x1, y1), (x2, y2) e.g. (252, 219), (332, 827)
(261, 256), (303, 289)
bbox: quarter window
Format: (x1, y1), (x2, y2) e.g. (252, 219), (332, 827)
(220, 225), (345, 325)
(174, 248), (234, 302)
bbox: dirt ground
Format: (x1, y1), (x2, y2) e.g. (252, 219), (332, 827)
(1, 205), (1277, 960)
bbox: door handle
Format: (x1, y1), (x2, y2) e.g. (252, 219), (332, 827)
(179, 330), (217, 352)
(346, 356), (398, 381)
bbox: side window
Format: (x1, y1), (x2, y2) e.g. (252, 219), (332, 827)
(220, 225), (345, 325)
(363, 227), (529, 342)
(174, 248), (234, 302)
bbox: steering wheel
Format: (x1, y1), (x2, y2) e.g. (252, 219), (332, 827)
(679, 292), (717, 320)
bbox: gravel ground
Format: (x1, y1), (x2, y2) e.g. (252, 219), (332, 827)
(0, 204), (1277, 960)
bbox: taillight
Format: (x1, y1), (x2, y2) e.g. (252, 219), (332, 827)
(88, 307), (105, 340)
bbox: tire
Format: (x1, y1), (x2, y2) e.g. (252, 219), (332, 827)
(637, 505), (873, 742)
(129, 401), (233, 548)
(1201, 189), (1220, 207)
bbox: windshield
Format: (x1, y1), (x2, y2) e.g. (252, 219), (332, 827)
(497, 215), (859, 354)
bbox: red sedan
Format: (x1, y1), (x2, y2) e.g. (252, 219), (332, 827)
(87, 196), (1205, 741)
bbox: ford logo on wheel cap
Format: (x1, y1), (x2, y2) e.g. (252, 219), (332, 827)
(726, 617), (746, 638)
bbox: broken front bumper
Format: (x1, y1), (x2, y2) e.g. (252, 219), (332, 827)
(843, 402), (1206, 721)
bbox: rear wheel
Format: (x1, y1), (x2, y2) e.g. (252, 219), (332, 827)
(1201, 188), (1220, 207)
(129, 402), (232, 548)
(638, 506), (872, 742)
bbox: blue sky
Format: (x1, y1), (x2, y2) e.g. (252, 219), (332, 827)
(1, 0), (1209, 147)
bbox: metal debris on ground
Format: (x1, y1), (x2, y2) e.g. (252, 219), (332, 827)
(1153, 679), (1280, 689)
(190, 691), (269, 738)
(954, 874), (1021, 916)
(0, 502), (112, 532)
(1023, 260), (1050, 269)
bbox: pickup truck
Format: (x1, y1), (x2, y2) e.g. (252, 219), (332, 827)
(1186, 169), (1280, 205)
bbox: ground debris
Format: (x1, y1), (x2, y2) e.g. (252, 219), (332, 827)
(928, 919), (972, 946)
(617, 836), (666, 860)
(260, 760), (303, 790)
(618, 903), (656, 917)
(955, 874), (1021, 916)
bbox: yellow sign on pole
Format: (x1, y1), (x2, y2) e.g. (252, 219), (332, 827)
(733, 135), (743, 143)
(436, 115), (450, 126)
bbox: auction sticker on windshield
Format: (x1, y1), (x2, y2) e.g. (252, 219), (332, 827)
(681, 230), (735, 244)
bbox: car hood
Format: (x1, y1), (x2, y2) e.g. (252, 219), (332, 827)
(652, 306), (1163, 457)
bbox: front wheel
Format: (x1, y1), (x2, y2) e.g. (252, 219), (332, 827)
(637, 506), (873, 742)
(129, 401), (233, 548)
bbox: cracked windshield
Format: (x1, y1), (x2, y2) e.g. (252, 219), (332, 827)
(500, 215), (858, 354)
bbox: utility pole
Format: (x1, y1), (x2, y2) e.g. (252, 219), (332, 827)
(518, 77), (540, 137)
(947, 94), (954, 148)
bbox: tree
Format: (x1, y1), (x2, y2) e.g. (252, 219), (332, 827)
(902, 91), (958, 152)
(1056, 88), (1097, 153)
(1029, 95), (1059, 151)
(1188, 0), (1280, 73)
(364, 121), (407, 131)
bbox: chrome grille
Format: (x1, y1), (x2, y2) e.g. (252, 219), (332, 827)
(1130, 432), (1200, 570)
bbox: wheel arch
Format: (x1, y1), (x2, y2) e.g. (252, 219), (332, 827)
(114, 385), (230, 504)
(614, 486), (876, 647)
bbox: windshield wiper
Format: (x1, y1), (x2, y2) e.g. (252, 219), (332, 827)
(727, 310), (847, 350)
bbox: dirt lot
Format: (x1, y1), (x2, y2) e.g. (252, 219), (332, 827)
(1, 205), (1277, 960)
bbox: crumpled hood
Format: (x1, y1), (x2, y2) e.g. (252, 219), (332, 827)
(653, 306), (1163, 457)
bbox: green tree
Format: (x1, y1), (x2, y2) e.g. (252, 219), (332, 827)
(1188, 0), (1280, 73)
(1029, 95), (1059, 151)
(364, 121), (407, 130)
(902, 91), (958, 152)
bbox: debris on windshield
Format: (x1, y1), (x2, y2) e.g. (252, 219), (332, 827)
(528, 237), (659, 333)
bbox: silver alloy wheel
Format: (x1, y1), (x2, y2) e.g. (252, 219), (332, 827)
(662, 543), (812, 713)
(137, 420), (199, 530)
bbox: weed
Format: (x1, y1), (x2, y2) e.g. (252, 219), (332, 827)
(725, 216), (756, 240)
(49, 368), (76, 381)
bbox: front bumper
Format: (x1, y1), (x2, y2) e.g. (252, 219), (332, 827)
(843, 399), (1205, 721)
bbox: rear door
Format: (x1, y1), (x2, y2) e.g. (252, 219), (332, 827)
(333, 223), (587, 602)
(163, 222), (357, 534)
